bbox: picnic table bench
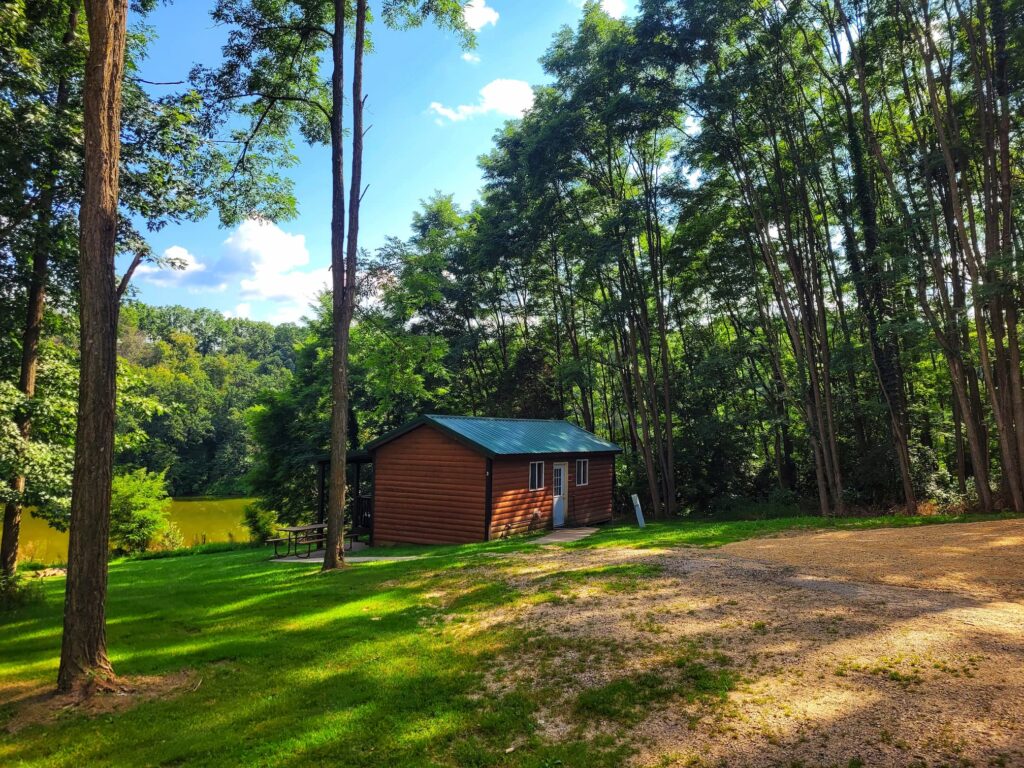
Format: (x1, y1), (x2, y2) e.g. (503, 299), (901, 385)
(271, 524), (328, 558)
(269, 501), (376, 558)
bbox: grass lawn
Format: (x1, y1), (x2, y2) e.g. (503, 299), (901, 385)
(565, 510), (1023, 550)
(2, 546), (623, 768)
(1, 512), (1017, 767)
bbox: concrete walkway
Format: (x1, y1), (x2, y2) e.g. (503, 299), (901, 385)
(271, 526), (601, 564)
(534, 526), (599, 545)
(269, 539), (422, 564)
(271, 554), (421, 564)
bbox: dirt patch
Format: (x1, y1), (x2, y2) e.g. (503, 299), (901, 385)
(4, 669), (200, 734)
(723, 518), (1024, 599)
(471, 531), (1024, 767)
(28, 567), (66, 579)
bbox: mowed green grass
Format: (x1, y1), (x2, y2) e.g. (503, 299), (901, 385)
(1, 512), (1018, 767)
(1, 547), (626, 768)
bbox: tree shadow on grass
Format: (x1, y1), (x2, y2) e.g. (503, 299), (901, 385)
(0, 547), (633, 767)
(485, 545), (1024, 766)
(7, 539), (1024, 767)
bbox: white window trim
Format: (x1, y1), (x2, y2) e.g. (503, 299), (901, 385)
(529, 461), (545, 491)
(576, 459), (589, 486)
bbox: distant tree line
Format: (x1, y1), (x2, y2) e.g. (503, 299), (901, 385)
(118, 304), (301, 497)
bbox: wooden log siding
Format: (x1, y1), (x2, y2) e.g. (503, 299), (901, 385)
(488, 454), (614, 539)
(372, 425), (486, 544)
(565, 454), (615, 527)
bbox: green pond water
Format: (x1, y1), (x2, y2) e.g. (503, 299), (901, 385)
(18, 497), (254, 565)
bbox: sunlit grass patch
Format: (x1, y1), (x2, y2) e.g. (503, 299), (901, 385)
(673, 656), (736, 701)
(834, 655), (926, 688)
(574, 644), (738, 725)
(564, 511), (1024, 551)
(537, 562), (665, 595)
(575, 671), (675, 723)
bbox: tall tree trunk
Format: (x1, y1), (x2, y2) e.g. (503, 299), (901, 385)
(839, 94), (917, 511)
(323, 0), (348, 570)
(324, 0), (366, 570)
(57, 0), (127, 694)
(1, 1), (80, 581)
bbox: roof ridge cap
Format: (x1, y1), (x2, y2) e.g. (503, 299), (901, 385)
(427, 414), (569, 423)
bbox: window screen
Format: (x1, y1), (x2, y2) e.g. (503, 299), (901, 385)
(529, 461), (544, 491)
(575, 459), (589, 486)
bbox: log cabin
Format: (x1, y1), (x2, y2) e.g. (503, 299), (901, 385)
(363, 415), (621, 545)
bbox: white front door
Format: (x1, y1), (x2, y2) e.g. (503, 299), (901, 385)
(552, 462), (568, 527)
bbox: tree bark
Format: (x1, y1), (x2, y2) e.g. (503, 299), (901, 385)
(324, 0), (366, 570)
(57, 0), (127, 694)
(323, 0), (348, 571)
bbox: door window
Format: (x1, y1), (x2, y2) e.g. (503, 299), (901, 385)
(553, 464), (564, 497)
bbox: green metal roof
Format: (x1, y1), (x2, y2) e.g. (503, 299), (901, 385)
(365, 414), (622, 457)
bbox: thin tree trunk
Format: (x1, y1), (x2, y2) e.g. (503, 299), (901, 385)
(1, 1), (80, 581)
(57, 0), (127, 694)
(324, 0), (366, 570)
(324, 0), (349, 570)
(838, 85), (917, 511)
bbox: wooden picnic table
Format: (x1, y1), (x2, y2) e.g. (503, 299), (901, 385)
(270, 523), (327, 558)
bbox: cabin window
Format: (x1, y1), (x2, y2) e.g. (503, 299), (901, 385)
(575, 459), (589, 486)
(529, 461), (544, 491)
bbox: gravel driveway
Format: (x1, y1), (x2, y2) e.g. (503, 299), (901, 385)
(476, 519), (1024, 767)
(723, 518), (1024, 600)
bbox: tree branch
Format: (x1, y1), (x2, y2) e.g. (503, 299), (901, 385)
(131, 76), (185, 86)
(116, 252), (145, 301)
(219, 91), (331, 122)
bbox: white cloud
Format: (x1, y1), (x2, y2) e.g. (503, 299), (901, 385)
(601, 0), (627, 18)
(140, 220), (328, 324)
(429, 78), (534, 123)
(135, 245), (222, 291)
(462, 51), (481, 64)
(463, 0), (499, 31)
(225, 219), (329, 320)
(223, 303), (252, 319)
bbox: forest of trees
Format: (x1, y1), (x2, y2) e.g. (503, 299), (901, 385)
(7, 0), (1023, 535)
(118, 304), (300, 497)
(1, 302), (298, 525)
(255, 0), (1023, 522)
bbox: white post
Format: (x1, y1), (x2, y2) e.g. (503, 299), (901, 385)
(631, 493), (646, 528)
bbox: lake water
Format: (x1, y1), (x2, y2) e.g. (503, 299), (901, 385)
(17, 497), (254, 565)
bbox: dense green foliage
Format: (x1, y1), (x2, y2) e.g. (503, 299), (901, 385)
(117, 303), (302, 496)
(3, 0), (1023, 549)
(246, 0), (1024, 520)
(0, 331), (162, 530)
(109, 468), (175, 555)
(242, 500), (278, 543)
(0, 304), (295, 526)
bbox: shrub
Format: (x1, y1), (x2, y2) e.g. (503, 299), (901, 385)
(110, 468), (173, 555)
(0, 573), (44, 610)
(157, 521), (185, 551)
(243, 501), (278, 543)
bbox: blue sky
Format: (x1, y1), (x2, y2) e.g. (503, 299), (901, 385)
(127, 0), (634, 324)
